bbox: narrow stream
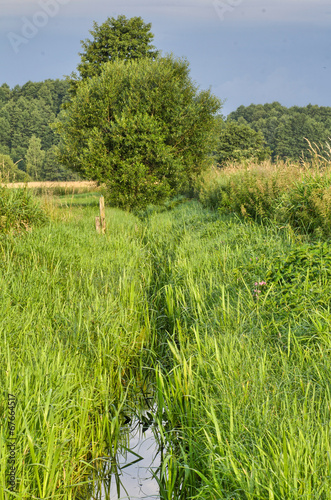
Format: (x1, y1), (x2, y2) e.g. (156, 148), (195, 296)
(88, 411), (162, 500)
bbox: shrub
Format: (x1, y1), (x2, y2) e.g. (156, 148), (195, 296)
(0, 186), (48, 233)
(200, 160), (301, 218)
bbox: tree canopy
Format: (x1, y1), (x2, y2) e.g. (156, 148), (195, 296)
(26, 135), (45, 181)
(71, 15), (159, 86)
(56, 55), (222, 209)
(215, 120), (271, 165)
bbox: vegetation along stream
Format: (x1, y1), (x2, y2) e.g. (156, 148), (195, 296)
(2, 189), (331, 499)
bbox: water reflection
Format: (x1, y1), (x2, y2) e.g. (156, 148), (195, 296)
(92, 414), (161, 500)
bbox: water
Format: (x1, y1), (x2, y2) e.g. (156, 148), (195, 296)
(91, 413), (161, 500)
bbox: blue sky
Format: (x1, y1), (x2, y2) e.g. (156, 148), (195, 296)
(0, 0), (330, 115)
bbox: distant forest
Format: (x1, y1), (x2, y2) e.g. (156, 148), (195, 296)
(228, 102), (331, 161)
(0, 79), (80, 181)
(1, 79), (331, 181)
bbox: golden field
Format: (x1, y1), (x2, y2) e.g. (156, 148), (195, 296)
(1, 181), (98, 189)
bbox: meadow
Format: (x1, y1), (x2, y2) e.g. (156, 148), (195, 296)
(0, 163), (331, 499)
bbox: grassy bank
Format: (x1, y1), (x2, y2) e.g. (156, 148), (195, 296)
(0, 202), (156, 499)
(1, 189), (331, 499)
(144, 203), (331, 499)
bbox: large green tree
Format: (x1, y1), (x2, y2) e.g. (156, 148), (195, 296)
(56, 55), (222, 209)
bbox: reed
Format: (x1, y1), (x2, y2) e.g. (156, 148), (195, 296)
(0, 203), (155, 499)
(199, 150), (331, 237)
(142, 201), (331, 499)
(1, 191), (331, 499)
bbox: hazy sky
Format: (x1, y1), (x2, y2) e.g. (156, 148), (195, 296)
(1, 0), (330, 115)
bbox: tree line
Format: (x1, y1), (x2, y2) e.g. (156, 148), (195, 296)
(0, 79), (80, 181)
(226, 102), (331, 162)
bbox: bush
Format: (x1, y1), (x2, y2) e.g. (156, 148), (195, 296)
(200, 160), (297, 217)
(0, 186), (48, 233)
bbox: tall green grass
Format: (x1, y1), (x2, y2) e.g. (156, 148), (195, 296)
(199, 156), (331, 237)
(141, 202), (331, 499)
(0, 204), (156, 499)
(1, 191), (331, 499)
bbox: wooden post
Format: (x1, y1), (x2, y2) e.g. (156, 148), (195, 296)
(99, 195), (106, 234)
